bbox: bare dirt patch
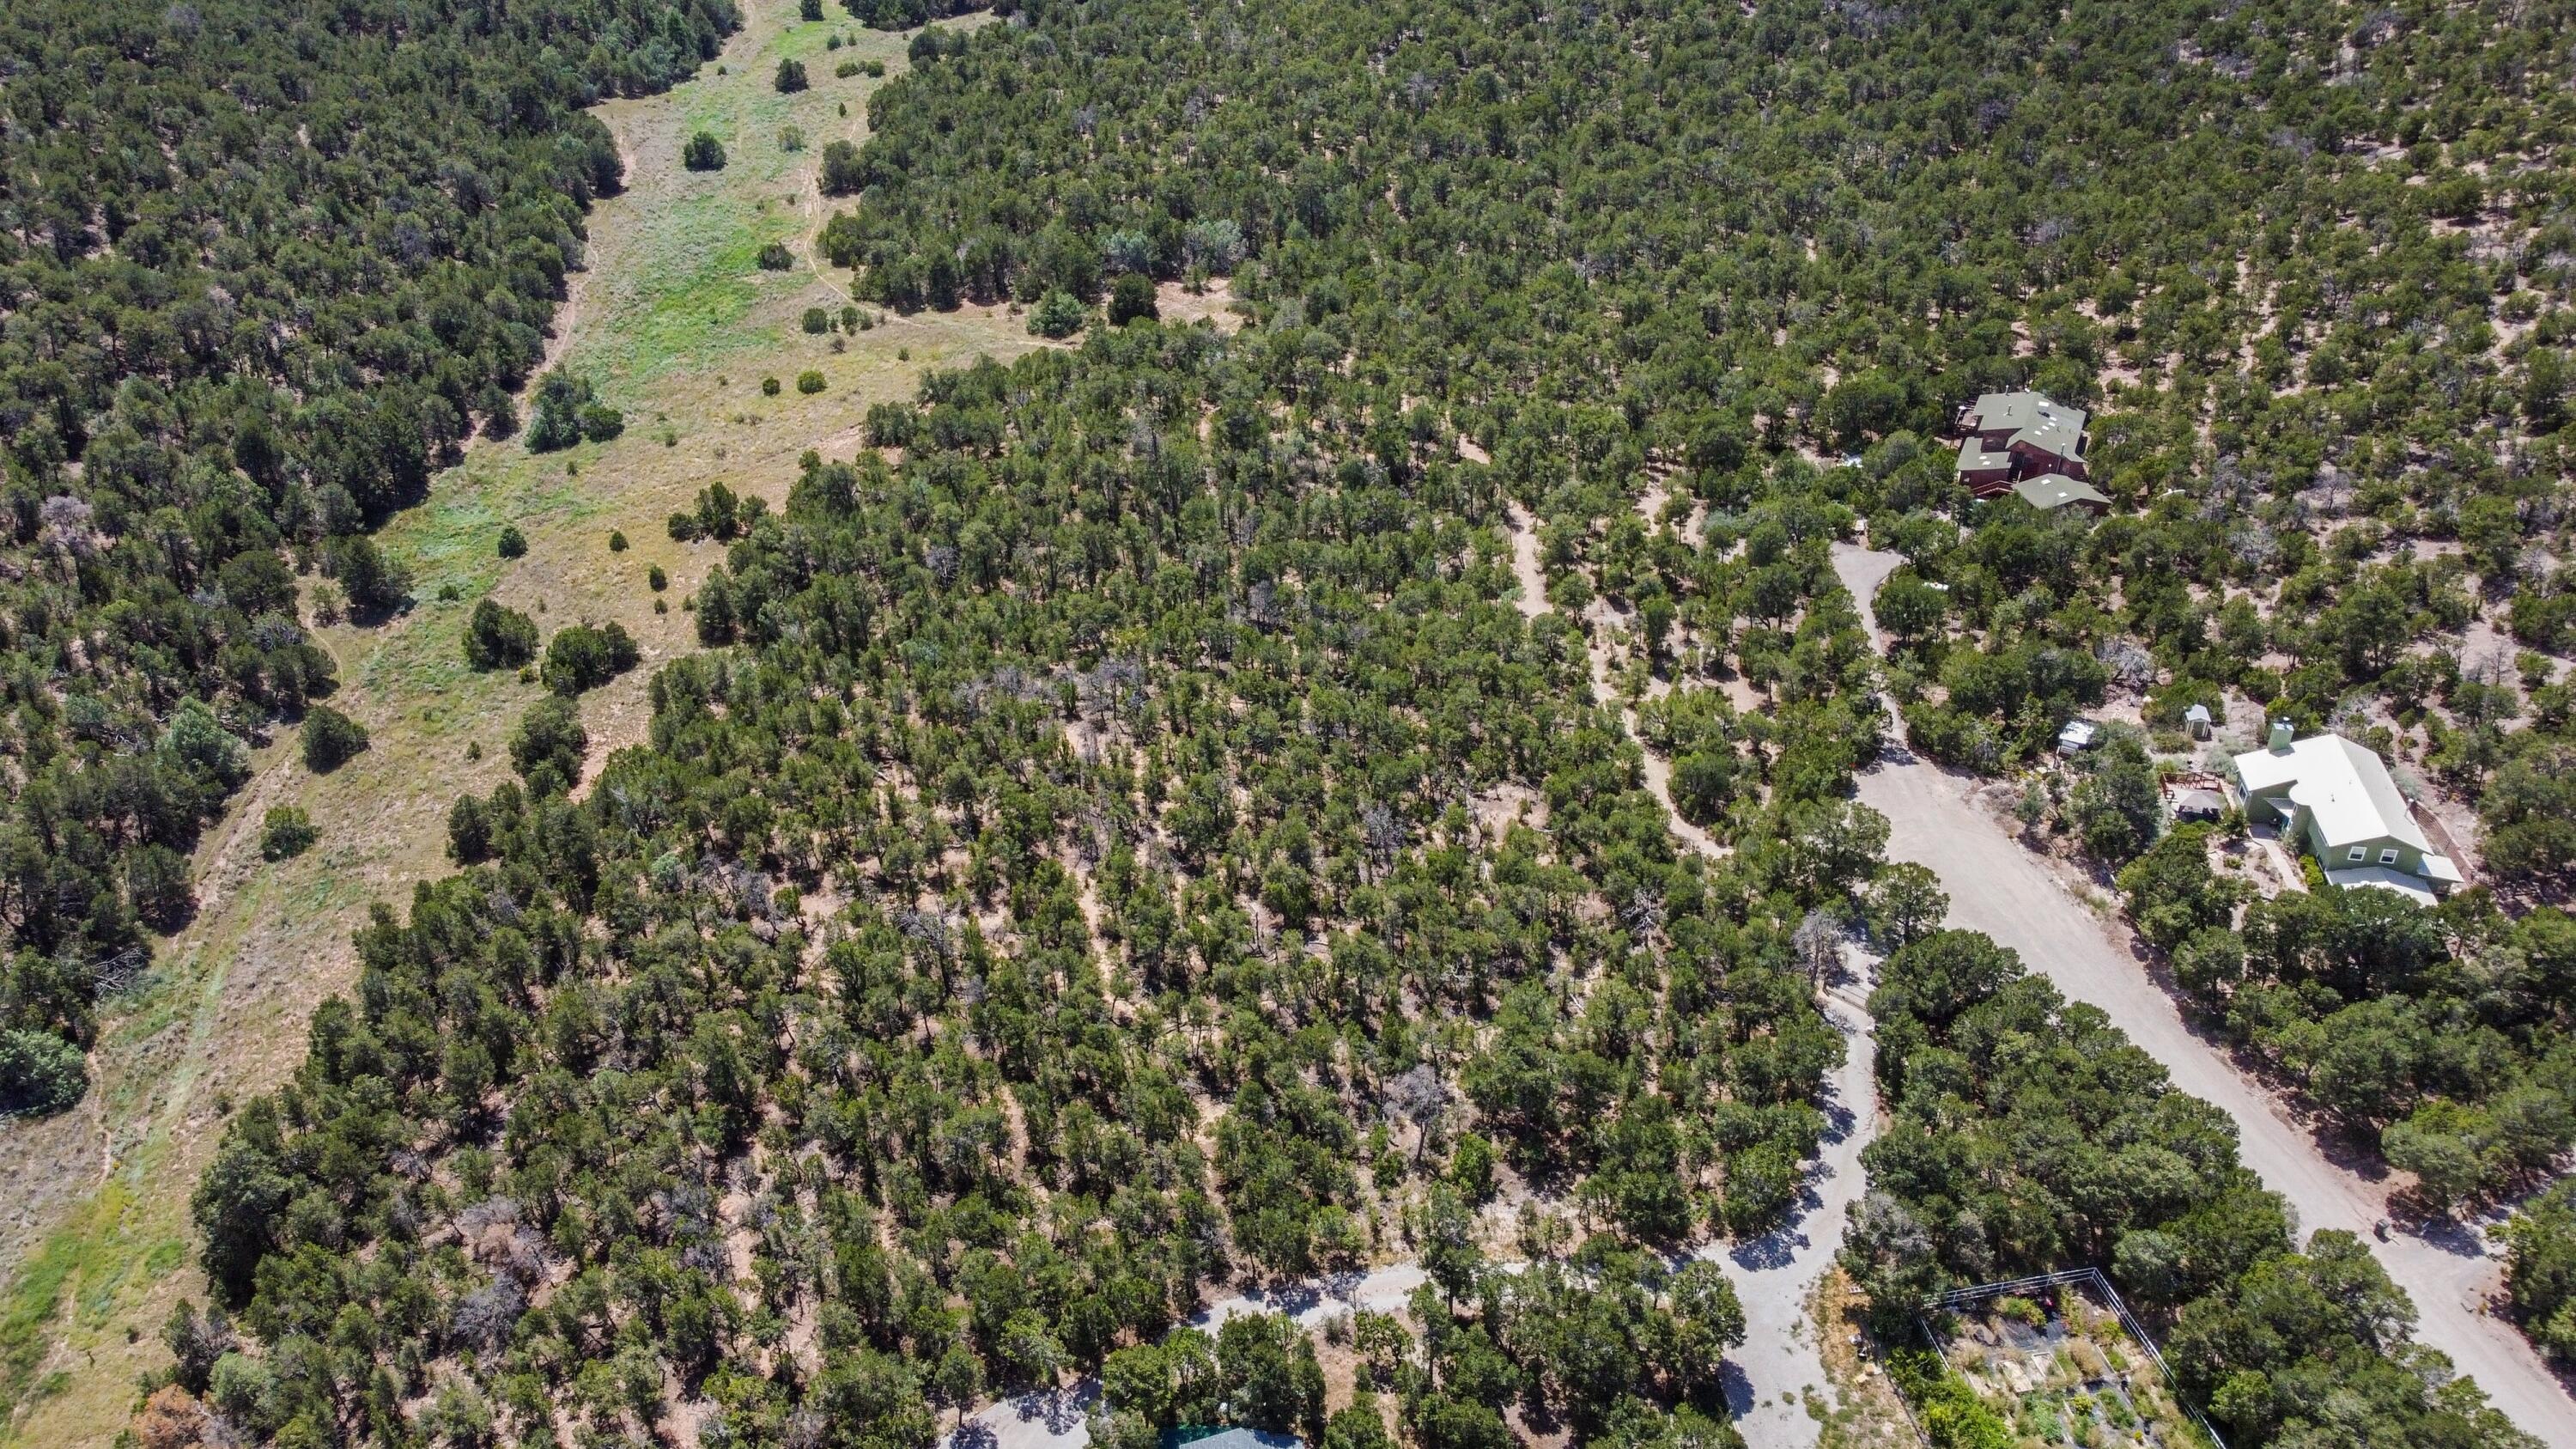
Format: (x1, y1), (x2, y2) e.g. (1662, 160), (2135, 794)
(1155, 278), (1243, 331)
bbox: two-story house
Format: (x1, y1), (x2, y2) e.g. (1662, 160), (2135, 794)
(1953, 389), (2090, 496)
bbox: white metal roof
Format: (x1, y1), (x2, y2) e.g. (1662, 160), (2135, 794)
(2324, 865), (2439, 907)
(2233, 732), (2430, 854)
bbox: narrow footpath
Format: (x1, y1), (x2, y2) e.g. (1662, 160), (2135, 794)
(1510, 503), (1877, 1446)
(1829, 540), (2576, 1449)
(1509, 504), (1729, 860)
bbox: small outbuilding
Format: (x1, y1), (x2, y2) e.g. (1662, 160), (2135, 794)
(2057, 719), (2101, 755)
(2184, 703), (2214, 740)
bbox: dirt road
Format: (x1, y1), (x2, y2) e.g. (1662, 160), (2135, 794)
(1830, 541), (2576, 1448)
(942, 1061), (1888, 1449)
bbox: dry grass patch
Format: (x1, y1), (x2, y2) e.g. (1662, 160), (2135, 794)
(1812, 1271), (1923, 1449)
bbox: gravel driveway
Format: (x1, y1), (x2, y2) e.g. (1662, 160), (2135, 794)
(1698, 963), (1882, 1447)
(1832, 541), (2576, 1447)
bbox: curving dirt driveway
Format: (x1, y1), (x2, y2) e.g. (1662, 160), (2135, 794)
(1831, 541), (2576, 1448)
(1701, 963), (1880, 1446)
(944, 532), (2576, 1449)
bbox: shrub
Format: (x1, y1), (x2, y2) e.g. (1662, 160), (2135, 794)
(300, 706), (370, 773)
(682, 131), (726, 171)
(325, 534), (410, 618)
(1029, 289), (1085, 338)
(798, 0), (820, 17)
(648, 564), (669, 591)
(510, 697), (588, 794)
(447, 795), (494, 864)
(835, 60), (860, 78)
(762, 376), (782, 396)
(775, 58), (808, 93)
(526, 371), (611, 452)
(2065, 732), (2162, 866)
(796, 370), (826, 394)
(778, 125), (806, 152)
(0, 1028), (88, 1117)
(497, 525), (527, 558)
(2501, 1179), (2576, 1363)
(608, 530), (628, 551)
(819, 140), (864, 195)
(691, 482), (744, 539)
(125, 844), (195, 930)
(1900, 701), (2004, 774)
(207, 1352), (276, 1428)
(258, 807), (317, 861)
(2117, 825), (2241, 951)
(540, 622), (641, 696)
(1182, 217), (1247, 273)
(1109, 272), (1159, 326)
(1103, 228), (1152, 275)
(756, 241), (793, 271)
(803, 306), (832, 334)
(220, 550), (296, 615)
(1449, 1133), (1496, 1203)
(163, 698), (252, 791)
(462, 599), (539, 671)
(864, 400), (916, 447)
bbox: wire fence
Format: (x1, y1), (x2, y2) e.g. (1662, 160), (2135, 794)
(1913, 1267), (2230, 1449)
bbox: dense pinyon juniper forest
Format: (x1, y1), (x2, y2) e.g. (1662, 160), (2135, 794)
(7, 0), (2576, 1446)
(0, 0), (742, 1117)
